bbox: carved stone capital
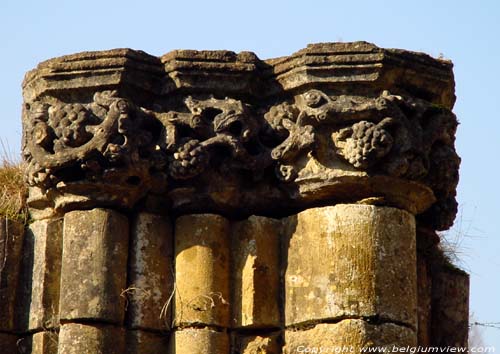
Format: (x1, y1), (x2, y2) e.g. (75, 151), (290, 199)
(22, 42), (459, 230)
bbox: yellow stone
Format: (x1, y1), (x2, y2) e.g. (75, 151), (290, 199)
(58, 323), (125, 354)
(59, 208), (129, 324)
(284, 319), (416, 353)
(170, 328), (229, 354)
(232, 216), (281, 328)
(174, 214), (230, 327)
(232, 333), (282, 354)
(127, 213), (173, 331)
(26, 218), (63, 331)
(32, 331), (59, 354)
(283, 204), (417, 328)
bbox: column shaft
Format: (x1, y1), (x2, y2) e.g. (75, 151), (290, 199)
(174, 214), (230, 327)
(283, 204), (417, 348)
(59, 208), (129, 323)
(127, 212), (173, 331)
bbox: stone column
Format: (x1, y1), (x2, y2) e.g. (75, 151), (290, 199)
(283, 205), (417, 351)
(57, 323), (125, 354)
(125, 212), (173, 353)
(430, 262), (470, 346)
(17, 42), (465, 353)
(0, 333), (19, 354)
(127, 213), (173, 331)
(58, 209), (129, 353)
(231, 216), (281, 328)
(25, 218), (63, 332)
(173, 214), (231, 354)
(231, 216), (282, 353)
(0, 218), (25, 332)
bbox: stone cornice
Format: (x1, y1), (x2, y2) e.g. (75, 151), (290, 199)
(22, 42), (460, 230)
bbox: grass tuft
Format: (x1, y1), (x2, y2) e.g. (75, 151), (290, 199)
(0, 143), (28, 223)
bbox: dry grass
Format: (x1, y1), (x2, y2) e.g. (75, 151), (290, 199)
(437, 205), (477, 273)
(0, 147), (28, 223)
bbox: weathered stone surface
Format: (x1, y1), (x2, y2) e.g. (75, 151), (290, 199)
(170, 328), (229, 354)
(268, 42), (455, 107)
(283, 204), (417, 328)
(431, 266), (469, 347)
(57, 323), (125, 354)
(231, 333), (282, 354)
(174, 214), (230, 327)
(16, 42), (467, 351)
(0, 218), (25, 331)
(231, 216), (281, 329)
(59, 208), (129, 323)
(32, 331), (59, 354)
(23, 49), (163, 103)
(24, 218), (63, 331)
(284, 320), (416, 353)
(0, 333), (19, 353)
(23, 42), (459, 231)
(160, 49), (266, 97)
(126, 330), (169, 354)
(415, 227), (438, 347)
(416, 253), (432, 346)
(127, 213), (173, 331)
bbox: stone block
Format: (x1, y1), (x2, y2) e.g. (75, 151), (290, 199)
(0, 333), (19, 353)
(174, 214), (230, 327)
(0, 218), (25, 331)
(431, 266), (469, 346)
(416, 252), (432, 346)
(32, 331), (59, 354)
(283, 204), (417, 327)
(26, 218), (63, 331)
(58, 323), (125, 354)
(127, 213), (173, 331)
(231, 216), (281, 328)
(59, 208), (129, 324)
(231, 332), (282, 354)
(170, 328), (229, 354)
(126, 330), (169, 354)
(17, 331), (58, 354)
(284, 320), (416, 353)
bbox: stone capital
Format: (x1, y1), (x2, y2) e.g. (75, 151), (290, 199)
(22, 42), (459, 230)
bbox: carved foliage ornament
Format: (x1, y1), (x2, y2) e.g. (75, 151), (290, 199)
(23, 89), (459, 229)
(23, 91), (168, 195)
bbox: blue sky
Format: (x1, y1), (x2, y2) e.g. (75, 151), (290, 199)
(1, 0), (499, 346)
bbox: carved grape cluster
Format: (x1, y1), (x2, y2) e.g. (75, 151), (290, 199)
(334, 120), (394, 169)
(48, 103), (96, 151)
(169, 140), (209, 179)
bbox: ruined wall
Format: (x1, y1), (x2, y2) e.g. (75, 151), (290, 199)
(0, 42), (468, 353)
